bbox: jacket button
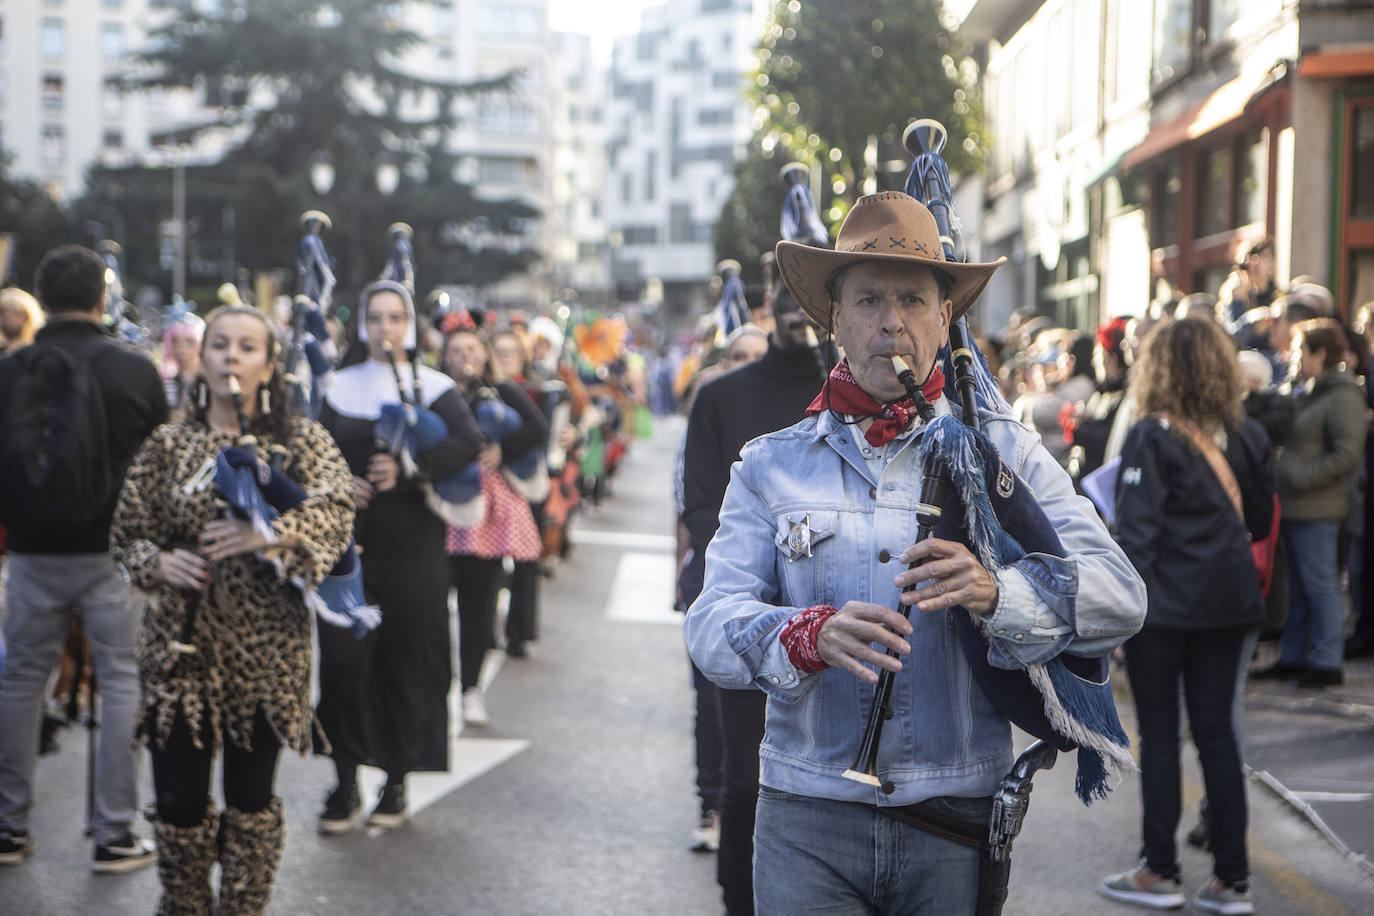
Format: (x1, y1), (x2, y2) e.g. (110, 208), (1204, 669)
(868, 487), (877, 499)
(880, 781), (896, 795)
(878, 549), (891, 563)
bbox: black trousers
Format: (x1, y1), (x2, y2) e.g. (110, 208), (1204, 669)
(507, 501), (545, 648)
(717, 687), (767, 916)
(689, 658), (723, 815)
(1124, 626), (1249, 886)
(451, 555), (502, 690)
(149, 707), (280, 828)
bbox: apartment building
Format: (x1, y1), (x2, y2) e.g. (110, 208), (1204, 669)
(961, 0), (1374, 327)
(602, 0), (768, 313)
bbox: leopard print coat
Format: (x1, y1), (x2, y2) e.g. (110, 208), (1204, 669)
(110, 417), (354, 756)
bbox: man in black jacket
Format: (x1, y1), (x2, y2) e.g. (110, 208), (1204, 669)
(0, 245), (167, 872)
(680, 283), (826, 916)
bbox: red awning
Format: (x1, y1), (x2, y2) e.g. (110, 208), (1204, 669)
(1298, 46), (1374, 79)
(1121, 68), (1285, 171)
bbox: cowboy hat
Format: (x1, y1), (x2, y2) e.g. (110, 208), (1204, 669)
(299, 209), (332, 231)
(775, 191), (1004, 327)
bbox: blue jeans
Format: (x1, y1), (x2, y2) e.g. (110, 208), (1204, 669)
(1279, 520), (1346, 670)
(0, 554), (144, 846)
(754, 788), (988, 915)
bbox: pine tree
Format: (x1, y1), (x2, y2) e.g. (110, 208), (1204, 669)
(80, 0), (535, 301)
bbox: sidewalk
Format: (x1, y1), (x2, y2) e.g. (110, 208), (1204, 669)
(1242, 641), (1374, 876)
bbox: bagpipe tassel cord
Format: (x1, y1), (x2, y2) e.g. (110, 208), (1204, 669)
(915, 415), (1135, 804)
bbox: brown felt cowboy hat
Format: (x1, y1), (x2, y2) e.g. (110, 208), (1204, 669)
(775, 191), (1004, 327)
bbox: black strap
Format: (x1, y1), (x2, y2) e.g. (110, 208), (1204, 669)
(875, 801), (987, 851)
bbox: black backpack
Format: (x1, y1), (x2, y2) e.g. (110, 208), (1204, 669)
(0, 344), (117, 540)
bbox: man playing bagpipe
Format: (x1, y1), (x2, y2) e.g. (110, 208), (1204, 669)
(685, 188), (1146, 914)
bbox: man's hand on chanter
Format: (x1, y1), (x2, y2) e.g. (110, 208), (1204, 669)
(816, 602), (913, 684)
(894, 538), (999, 616)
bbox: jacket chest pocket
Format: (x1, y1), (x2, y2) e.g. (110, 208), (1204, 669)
(773, 510), (839, 607)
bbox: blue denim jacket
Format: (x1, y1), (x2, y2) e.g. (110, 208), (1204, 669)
(685, 402), (1145, 806)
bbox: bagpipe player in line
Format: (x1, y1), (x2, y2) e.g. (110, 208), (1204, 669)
(684, 189), (1146, 914)
(109, 304), (355, 914)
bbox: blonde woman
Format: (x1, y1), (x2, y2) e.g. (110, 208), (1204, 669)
(0, 287), (44, 354)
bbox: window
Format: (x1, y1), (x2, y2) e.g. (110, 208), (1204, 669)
(622, 226), (658, 245)
(434, 5), (454, 37)
(477, 4), (539, 36)
(1152, 0), (1192, 86)
(477, 156), (535, 184)
(1195, 145), (1232, 238)
(102, 129), (123, 149)
(645, 150), (656, 201)
(41, 18), (65, 59)
(1207, 0), (1243, 41)
(41, 125), (64, 168)
(477, 99), (535, 135)
(101, 23), (123, 61)
(103, 83), (123, 117)
(103, 0), (122, 8)
(669, 203), (691, 243)
(42, 74), (63, 110)
(1352, 104), (1374, 221)
(1235, 128), (1267, 229)
(1153, 160), (1181, 248)
(712, 72), (738, 89)
(697, 108), (732, 126)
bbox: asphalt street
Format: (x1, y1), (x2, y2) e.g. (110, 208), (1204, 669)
(2, 414), (1373, 914)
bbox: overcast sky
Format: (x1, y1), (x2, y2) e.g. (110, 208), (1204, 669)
(547, 0), (656, 60)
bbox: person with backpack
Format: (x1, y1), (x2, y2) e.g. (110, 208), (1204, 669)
(0, 245), (167, 872)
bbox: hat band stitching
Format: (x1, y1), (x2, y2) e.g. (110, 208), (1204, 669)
(890, 237), (905, 248)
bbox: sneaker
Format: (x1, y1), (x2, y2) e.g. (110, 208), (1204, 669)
(506, 641), (529, 658)
(1297, 667), (1343, 688)
(1194, 878), (1254, 914)
(38, 713), (65, 756)
(367, 783), (408, 829)
(462, 687), (490, 726)
(0, 829), (35, 866)
(689, 810), (720, 853)
(1185, 798), (1212, 851)
(92, 832), (156, 874)
(318, 784), (362, 835)
(1098, 862), (1185, 909)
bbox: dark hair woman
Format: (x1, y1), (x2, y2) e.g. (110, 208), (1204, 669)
(440, 327), (549, 726)
(1099, 317), (1275, 914)
(110, 305), (355, 913)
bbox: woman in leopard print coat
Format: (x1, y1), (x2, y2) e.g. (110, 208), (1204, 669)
(111, 306), (353, 916)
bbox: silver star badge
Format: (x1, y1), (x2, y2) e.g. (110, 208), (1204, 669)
(784, 514), (821, 562)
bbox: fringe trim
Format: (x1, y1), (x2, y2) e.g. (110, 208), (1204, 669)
(424, 484), (486, 528)
(303, 582), (381, 637)
(1026, 661), (1137, 801)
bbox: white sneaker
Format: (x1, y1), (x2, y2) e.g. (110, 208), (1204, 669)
(462, 687), (489, 726)
(689, 810), (720, 852)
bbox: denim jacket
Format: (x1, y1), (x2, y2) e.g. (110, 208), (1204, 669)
(685, 402), (1145, 806)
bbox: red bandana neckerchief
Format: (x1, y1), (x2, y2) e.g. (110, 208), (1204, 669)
(806, 358), (945, 447)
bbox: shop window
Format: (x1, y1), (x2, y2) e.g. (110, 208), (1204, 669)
(1195, 145), (1232, 238)
(1235, 128), (1267, 228)
(1352, 104), (1374, 221)
(1154, 160), (1181, 248)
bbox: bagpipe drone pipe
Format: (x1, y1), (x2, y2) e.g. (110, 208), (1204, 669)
(885, 119), (1131, 805)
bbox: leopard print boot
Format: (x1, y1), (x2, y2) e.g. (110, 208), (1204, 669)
(149, 801), (218, 916)
(217, 796), (284, 916)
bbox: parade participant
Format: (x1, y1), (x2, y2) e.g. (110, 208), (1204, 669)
(685, 192), (1145, 913)
(316, 281), (481, 832)
(109, 304), (352, 913)
(680, 280), (825, 914)
(441, 327), (547, 724)
(0, 246), (167, 874)
(1254, 318), (1367, 687)
(161, 313), (205, 415)
(1099, 317), (1273, 914)
(714, 259), (750, 340)
(491, 329), (551, 658)
(1064, 318), (1130, 484)
(0, 287), (44, 355)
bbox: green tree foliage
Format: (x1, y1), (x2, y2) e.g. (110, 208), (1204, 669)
(81, 0), (536, 301)
(717, 0), (985, 270)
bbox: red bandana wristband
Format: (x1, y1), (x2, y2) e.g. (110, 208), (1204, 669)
(779, 605), (839, 673)
(806, 359), (944, 447)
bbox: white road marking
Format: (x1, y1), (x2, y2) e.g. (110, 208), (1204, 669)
(573, 528), (676, 551)
(1292, 791), (1374, 803)
(605, 551), (682, 625)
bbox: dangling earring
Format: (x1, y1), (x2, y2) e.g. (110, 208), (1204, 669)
(195, 377), (208, 410)
(258, 381), (272, 416)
